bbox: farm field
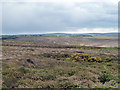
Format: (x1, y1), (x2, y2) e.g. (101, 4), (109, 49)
(2, 35), (119, 88)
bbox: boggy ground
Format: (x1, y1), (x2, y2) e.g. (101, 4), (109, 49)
(2, 40), (119, 88)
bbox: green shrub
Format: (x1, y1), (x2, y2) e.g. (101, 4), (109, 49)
(39, 72), (56, 81)
(77, 81), (83, 88)
(45, 74), (56, 80)
(98, 73), (112, 84)
(3, 75), (19, 88)
(67, 71), (76, 76)
(65, 58), (71, 61)
(105, 57), (112, 62)
(17, 67), (29, 74)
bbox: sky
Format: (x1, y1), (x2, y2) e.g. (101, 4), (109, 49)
(1, 0), (119, 34)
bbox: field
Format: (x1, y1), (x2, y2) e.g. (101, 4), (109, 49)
(2, 35), (119, 88)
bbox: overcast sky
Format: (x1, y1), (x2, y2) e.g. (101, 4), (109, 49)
(2, 0), (118, 34)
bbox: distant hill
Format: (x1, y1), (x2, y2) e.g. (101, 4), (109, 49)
(26, 32), (119, 37)
(1, 32), (119, 39)
(39, 33), (92, 37)
(86, 33), (119, 36)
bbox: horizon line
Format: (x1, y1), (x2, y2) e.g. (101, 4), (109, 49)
(1, 32), (119, 36)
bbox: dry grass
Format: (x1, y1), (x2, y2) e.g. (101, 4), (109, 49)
(2, 37), (119, 88)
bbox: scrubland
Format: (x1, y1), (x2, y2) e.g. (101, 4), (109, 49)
(2, 36), (119, 88)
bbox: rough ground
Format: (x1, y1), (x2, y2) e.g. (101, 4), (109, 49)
(2, 36), (119, 88)
(8, 36), (118, 47)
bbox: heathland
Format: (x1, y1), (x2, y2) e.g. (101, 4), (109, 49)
(2, 33), (119, 88)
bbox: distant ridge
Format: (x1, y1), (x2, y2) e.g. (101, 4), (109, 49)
(2, 32), (119, 36)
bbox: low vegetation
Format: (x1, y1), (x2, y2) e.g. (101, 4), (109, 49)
(72, 53), (102, 63)
(2, 37), (119, 88)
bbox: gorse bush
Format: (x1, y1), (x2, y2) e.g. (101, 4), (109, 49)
(72, 53), (102, 63)
(88, 57), (102, 63)
(72, 53), (90, 62)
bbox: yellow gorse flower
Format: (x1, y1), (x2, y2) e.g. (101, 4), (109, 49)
(73, 53), (102, 63)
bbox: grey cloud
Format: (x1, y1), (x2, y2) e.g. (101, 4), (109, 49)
(2, 2), (117, 34)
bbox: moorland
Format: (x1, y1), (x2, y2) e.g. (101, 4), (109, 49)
(1, 33), (119, 88)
